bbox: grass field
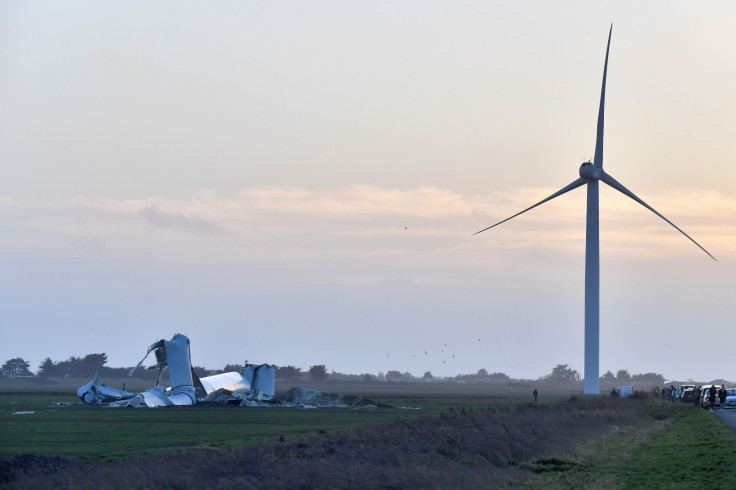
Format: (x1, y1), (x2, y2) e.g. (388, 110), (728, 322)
(3, 379), (736, 488)
(0, 375), (563, 461)
(1, 393), (438, 460)
(1, 388), (548, 461)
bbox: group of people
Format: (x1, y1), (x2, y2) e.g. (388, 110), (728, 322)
(654, 384), (728, 410)
(655, 385), (682, 401)
(698, 384), (728, 411)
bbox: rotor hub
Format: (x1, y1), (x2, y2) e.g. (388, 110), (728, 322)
(579, 162), (602, 181)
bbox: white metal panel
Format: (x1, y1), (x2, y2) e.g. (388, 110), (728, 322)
(199, 372), (250, 394)
(164, 333), (194, 390)
(252, 365), (275, 396)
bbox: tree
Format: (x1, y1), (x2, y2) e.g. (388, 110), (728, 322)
(37, 357), (58, 377)
(77, 353), (108, 378)
(385, 370), (416, 382)
(1, 358), (33, 377)
(276, 365), (303, 380)
(422, 371), (434, 382)
(631, 372), (664, 385)
(221, 363), (243, 373)
(55, 356), (81, 377)
(308, 364), (328, 381)
(600, 370), (616, 384)
(616, 369), (631, 382)
(385, 370), (405, 382)
(548, 364), (580, 384)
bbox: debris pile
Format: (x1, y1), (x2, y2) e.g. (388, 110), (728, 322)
(76, 334), (391, 409)
(77, 334), (275, 407)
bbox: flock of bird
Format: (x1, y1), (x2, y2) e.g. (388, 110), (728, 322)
(385, 339), (482, 366)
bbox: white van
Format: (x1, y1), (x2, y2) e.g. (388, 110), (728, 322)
(618, 386), (633, 398)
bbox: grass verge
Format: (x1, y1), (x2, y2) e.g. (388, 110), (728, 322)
(520, 400), (736, 488)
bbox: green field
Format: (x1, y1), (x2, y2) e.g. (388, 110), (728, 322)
(3, 379), (736, 488)
(0, 378), (545, 461)
(1, 393), (432, 460)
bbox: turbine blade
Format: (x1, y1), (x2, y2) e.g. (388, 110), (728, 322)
(594, 24), (612, 169)
(474, 178), (587, 235)
(600, 172), (717, 261)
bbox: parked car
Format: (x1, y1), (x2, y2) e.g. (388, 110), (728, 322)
(700, 385), (722, 409)
(679, 385), (695, 400)
(681, 389), (698, 403)
(724, 388), (736, 409)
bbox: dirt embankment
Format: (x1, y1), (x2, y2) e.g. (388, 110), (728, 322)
(1, 396), (655, 489)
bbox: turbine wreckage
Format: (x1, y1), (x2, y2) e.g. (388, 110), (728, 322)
(77, 334), (275, 407)
(77, 333), (389, 409)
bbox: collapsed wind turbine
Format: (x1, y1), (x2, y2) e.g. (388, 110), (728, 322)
(474, 25), (716, 395)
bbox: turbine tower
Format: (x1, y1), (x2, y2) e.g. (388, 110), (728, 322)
(474, 25), (716, 395)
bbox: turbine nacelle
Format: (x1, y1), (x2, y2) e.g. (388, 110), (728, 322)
(579, 161), (602, 181)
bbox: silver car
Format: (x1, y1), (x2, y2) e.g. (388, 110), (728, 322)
(724, 388), (736, 409)
(700, 385), (722, 409)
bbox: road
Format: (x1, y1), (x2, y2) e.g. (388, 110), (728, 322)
(715, 409), (736, 431)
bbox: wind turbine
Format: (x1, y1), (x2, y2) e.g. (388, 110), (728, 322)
(474, 25), (716, 395)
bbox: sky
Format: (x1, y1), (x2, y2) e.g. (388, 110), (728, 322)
(2, 1), (735, 384)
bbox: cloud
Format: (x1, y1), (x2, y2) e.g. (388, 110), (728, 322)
(240, 185), (474, 218)
(1, 185), (733, 271)
(1, 185), (734, 382)
(136, 205), (219, 233)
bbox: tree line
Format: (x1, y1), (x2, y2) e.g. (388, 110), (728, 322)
(599, 369), (664, 386)
(0, 355), (332, 382)
(1, 354), (164, 381)
(1, 356), (664, 386)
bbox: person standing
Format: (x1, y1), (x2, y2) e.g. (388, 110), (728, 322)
(533, 388), (538, 403)
(709, 385), (717, 411)
(719, 385), (727, 411)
